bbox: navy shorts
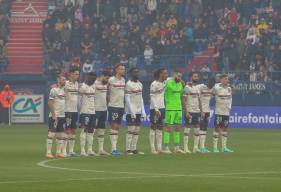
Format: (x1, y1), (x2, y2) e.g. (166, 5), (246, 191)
(48, 117), (65, 132)
(185, 112), (200, 127)
(65, 112), (78, 129)
(200, 112), (210, 131)
(79, 114), (96, 130)
(126, 114), (141, 126)
(108, 107), (124, 124)
(150, 109), (165, 129)
(96, 111), (107, 129)
(214, 115), (229, 128)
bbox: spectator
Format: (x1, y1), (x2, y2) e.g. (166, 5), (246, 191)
(82, 59), (94, 73)
(144, 44), (154, 65)
(200, 64), (211, 72)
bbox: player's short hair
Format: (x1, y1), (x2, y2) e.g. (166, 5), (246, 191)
(88, 72), (97, 77)
(101, 70), (112, 77)
(173, 69), (182, 74)
(220, 73), (228, 79)
(114, 63), (125, 71)
(57, 73), (65, 79)
(189, 71), (199, 78)
(69, 65), (79, 73)
(129, 67), (138, 74)
(154, 68), (166, 80)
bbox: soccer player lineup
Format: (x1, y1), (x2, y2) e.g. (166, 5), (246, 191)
(47, 64), (233, 158)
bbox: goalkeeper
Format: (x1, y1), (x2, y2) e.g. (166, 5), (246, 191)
(162, 69), (185, 154)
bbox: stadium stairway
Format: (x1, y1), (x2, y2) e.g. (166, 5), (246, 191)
(6, 0), (48, 73)
(184, 47), (217, 72)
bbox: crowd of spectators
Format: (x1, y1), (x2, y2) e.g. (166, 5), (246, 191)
(43, 0), (212, 75)
(43, 0), (281, 82)
(0, 0), (11, 72)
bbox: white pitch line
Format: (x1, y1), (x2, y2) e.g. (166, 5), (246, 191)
(252, 151), (281, 153)
(37, 159), (281, 178)
(0, 175), (172, 185)
(0, 158), (280, 185)
(1, 172), (281, 185)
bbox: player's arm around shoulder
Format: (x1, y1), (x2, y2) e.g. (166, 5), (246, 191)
(78, 83), (86, 94)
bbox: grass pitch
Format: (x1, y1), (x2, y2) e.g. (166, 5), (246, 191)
(0, 124), (281, 192)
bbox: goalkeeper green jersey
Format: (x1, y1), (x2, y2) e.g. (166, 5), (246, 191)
(164, 79), (184, 111)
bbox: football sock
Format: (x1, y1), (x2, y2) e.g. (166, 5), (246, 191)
(62, 133), (68, 155)
(194, 128), (200, 150)
(131, 126), (140, 151)
(221, 131), (228, 148)
(149, 129), (156, 151)
(46, 132), (55, 154)
(126, 126), (134, 151)
(80, 129), (86, 153)
(163, 131), (170, 146)
(213, 131), (219, 149)
(183, 128), (190, 150)
(156, 129), (163, 151)
(110, 129), (119, 151)
(68, 134), (76, 153)
(98, 129), (105, 152)
(199, 130), (207, 149)
(173, 131), (180, 146)
(56, 132), (64, 154)
(87, 133), (94, 153)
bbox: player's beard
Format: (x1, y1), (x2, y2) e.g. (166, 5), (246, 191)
(175, 78), (180, 82)
(132, 76), (139, 82)
(192, 80), (198, 84)
(102, 80), (108, 85)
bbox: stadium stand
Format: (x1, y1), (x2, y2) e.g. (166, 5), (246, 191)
(0, 0), (11, 72)
(6, 0), (48, 73)
(41, 0), (281, 82)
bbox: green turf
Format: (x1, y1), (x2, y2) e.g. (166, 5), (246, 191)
(0, 124), (281, 192)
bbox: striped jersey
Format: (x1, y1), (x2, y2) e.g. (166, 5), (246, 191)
(184, 82), (200, 113)
(125, 80), (143, 115)
(65, 80), (79, 112)
(150, 80), (165, 110)
(213, 83), (232, 116)
(108, 76), (125, 108)
(94, 79), (108, 111)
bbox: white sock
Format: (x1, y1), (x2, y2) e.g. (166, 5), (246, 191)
(47, 138), (53, 154)
(213, 131), (219, 149)
(87, 133), (94, 153)
(110, 129), (119, 151)
(149, 129), (156, 151)
(98, 129), (105, 152)
(221, 131), (228, 148)
(183, 128), (190, 151)
(126, 126), (134, 151)
(56, 133), (64, 154)
(62, 135), (68, 155)
(80, 129), (86, 154)
(131, 126), (140, 151)
(199, 130), (207, 149)
(68, 135), (76, 153)
(156, 129), (163, 151)
(193, 128), (200, 150)
(56, 138), (64, 154)
(47, 132), (55, 154)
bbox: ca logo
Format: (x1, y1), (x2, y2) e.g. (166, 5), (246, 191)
(13, 97), (42, 113)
